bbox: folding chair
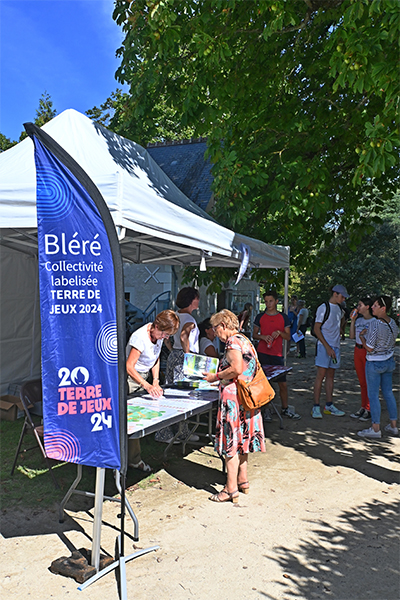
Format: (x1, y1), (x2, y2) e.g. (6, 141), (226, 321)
(10, 379), (59, 488)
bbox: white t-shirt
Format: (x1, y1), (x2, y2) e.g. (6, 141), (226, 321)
(126, 324), (163, 371)
(354, 316), (374, 345)
(315, 302), (342, 347)
(199, 337), (219, 356)
(172, 312), (199, 353)
(297, 307), (309, 327)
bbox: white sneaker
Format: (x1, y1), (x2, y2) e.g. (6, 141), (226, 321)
(384, 424), (399, 436)
(357, 427), (382, 439)
(311, 406), (322, 419)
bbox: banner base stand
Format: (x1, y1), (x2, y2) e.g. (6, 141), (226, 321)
(77, 540), (159, 594)
(58, 467), (157, 596)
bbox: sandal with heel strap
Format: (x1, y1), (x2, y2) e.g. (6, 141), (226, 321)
(238, 481), (250, 494)
(209, 489), (239, 503)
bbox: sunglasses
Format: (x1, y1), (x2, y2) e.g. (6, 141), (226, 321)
(212, 323), (224, 332)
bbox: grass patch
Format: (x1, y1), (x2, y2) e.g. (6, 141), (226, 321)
(0, 417), (197, 512)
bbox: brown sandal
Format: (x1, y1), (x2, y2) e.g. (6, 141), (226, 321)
(238, 481), (250, 494)
(209, 489), (239, 503)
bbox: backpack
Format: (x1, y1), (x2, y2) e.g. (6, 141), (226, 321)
(310, 301), (330, 338)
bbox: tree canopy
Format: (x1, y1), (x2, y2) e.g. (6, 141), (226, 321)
(1, 92), (57, 150)
(293, 191), (400, 311)
(112, 0), (399, 270)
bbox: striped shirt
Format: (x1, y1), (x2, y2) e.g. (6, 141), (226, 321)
(365, 318), (398, 361)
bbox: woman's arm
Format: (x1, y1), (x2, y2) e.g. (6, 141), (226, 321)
(204, 344), (218, 358)
(127, 347), (163, 397)
(205, 348), (242, 383)
(359, 328), (374, 352)
(180, 322), (195, 354)
(349, 313), (357, 340)
(297, 312), (304, 330)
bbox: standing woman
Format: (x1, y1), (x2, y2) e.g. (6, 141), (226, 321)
(349, 297), (374, 420)
(155, 287), (200, 443)
(205, 310), (265, 503)
(358, 296), (399, 439)
(126, 310), (179, 470)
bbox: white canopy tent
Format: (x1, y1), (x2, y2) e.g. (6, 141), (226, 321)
(0, 109), (290, 393)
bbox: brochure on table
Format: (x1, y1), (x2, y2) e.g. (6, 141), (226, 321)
(127, 389), (217, 435)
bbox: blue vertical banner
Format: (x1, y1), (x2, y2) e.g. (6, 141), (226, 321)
(25, 123), (127, 472)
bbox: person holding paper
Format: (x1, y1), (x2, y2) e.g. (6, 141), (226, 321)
(126, 310), (179, 470)
(296, 300), (309, 358)
(205, 309), (265, 503)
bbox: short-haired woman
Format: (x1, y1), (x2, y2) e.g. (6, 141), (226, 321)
(358, 296), (399, 439)
(126, 310), (179, 469)
(205, 309), (265, 503)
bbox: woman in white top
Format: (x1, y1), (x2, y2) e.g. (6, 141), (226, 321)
(155, 287), (200, 443)
(349, 297), (374, 420)
(199, 318), (219, 358)
(358, 295), (399, 439)
(126, 310), (179, 469)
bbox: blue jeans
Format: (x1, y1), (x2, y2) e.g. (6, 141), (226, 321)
(365, 357), (397, 425)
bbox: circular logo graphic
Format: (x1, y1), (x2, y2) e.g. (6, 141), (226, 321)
(95, 321), (118, 364)
(44, 430), (81, 462)
(36, 166), (75, 220)
(71, 366), (89, 385)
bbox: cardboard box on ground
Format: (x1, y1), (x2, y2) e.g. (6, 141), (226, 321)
(0, 395), (25, 421)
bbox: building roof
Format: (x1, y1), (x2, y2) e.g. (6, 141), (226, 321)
(147, 139), (213, 212)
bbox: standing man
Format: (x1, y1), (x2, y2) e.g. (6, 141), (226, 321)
(312, 285), (349, 419)
(253, 290), (301, 419)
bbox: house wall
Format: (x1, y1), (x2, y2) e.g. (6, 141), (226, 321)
(123, 263), (175, 312)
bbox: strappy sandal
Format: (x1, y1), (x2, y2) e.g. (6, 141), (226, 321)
(209, 489), (239, 504)
(129, 460), (152, 473)
(238, 481), (250, 494)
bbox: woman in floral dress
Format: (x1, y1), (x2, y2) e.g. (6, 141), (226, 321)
(205, 309), (265, 503)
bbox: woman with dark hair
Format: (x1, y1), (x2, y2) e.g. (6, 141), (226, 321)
(155, 287), (201, 443)
(237, 303), (253, 338)
(126, 310), (180, 470)
(358, 295), (399, 439)
(349, 297), (374, 420)
(204, 309), (265, 503)
(199, 318), (219, 358)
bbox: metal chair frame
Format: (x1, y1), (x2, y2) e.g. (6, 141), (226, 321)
(10, 379), (59, 488)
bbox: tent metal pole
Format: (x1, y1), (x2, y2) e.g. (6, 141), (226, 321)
(284, 269), (289, 365)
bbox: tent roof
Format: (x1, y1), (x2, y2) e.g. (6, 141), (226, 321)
(0, 109), (289, 270)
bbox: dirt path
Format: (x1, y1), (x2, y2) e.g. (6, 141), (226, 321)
(1, 336), (399, 600)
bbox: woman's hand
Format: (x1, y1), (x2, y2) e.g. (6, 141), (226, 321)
(203, 371), (218, 383)
(146, 382), (163, 398)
